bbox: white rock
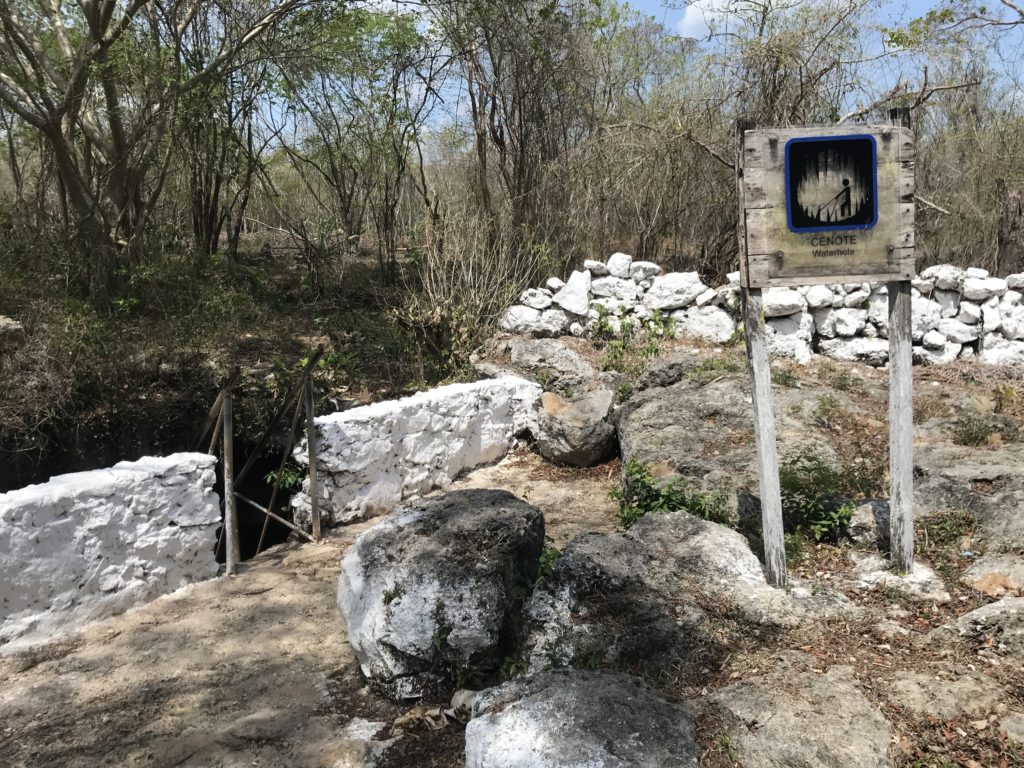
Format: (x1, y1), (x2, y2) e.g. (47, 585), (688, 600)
(1001, 305), (1024, 341)
(629, 261), (662, 281)
(766, 312), (814, 364)
(1002, 290), (1022, 307)
(922, 330), (947, 350)
(500, 305), (542, 334)
(914, 341), (962, 365)
(866, 289), (889, 328)
(844, 289), (869, 307)
(589, 297), (631, 316)
(569, 322), (584, 337)
(831, 284), (847, 295)
(643, 272), (707, 312)
(763, 287), (806, 317)
(843, 283), (861, 292)
(934, 288), (961, 318)
(959, 346), (975, 359)
(552, 270), (591, 316)
(546, 277), (565, 292)
(937, 318), (980, 344)
(804, 284), (835, 309)
(911, 298), (941, 342)
(694, 287), (719, 307)
(963, 276), (1007, 301)
(812, 307), (837, 339)
(583, 259), (608, 276)
(590, 276), (640, 302)
(0, 454), (219, 649)
(727, 271), (741, 285)
(965, 267), (990, 279)
(911, 277), (934, 294)
(1006, 274), (1024, 290)
(673, 306), (736, 344)
(819, 338), (890, 367)
(519, 288), (552, 310)
(834, 308), (867, 337)
(536, 309), (571, 336)
(981, 334), (1024, 365)
(982, 304), (1002, 333)
(863, 323), (879, 338)
(633, 305), (654, 322)
(639, 279), (653, 291)
(921, 264), (964, 291)
(832, 295), (846, 308)
(606, 252), (633, 279)
(957, 302), (982, 325)
(291, 377), (540, 528)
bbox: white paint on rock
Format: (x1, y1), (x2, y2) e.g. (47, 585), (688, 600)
(0, 453), (220, 651)
(291, 377), (541, 526)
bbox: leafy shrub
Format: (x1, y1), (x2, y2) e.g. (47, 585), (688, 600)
(778, 451), (854, 542)
(951, 413), (996, 446)
(537, 539), (561, 584)
(611, 459), (730, 529)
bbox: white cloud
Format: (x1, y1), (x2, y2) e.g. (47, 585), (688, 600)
(675, 0), (732, 40)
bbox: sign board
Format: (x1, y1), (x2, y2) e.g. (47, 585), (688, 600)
(740, 125), (915, 288)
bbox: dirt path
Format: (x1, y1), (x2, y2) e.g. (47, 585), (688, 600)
(0, 451), (618, 768)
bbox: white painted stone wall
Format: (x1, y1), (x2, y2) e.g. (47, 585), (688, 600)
(0, 453), (220, 651)
(500, 254), (1024, 367)
(291, 376), (541, 526)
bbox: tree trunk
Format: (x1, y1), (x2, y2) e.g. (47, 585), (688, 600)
(996, 178), (1024, 277)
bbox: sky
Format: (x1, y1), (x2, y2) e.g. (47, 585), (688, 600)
(629, 0), (944, 40)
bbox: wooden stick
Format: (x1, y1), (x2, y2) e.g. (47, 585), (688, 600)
(888, 279), (915, 573)
(742, 288), (788, 588)
(306, 378), (321, 541)
(223, 391), (241, 575)
(236, 492), (315, 542)
(207, 408), (224, 456)
(256, 394), (305, 554)
(194, 367), (240, 451)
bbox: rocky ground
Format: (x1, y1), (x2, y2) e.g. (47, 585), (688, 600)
(2, 335), (1024, 767)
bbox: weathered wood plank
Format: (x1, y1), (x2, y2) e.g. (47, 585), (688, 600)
(888, 280), (915, 573)
(742, 288), (788, 587)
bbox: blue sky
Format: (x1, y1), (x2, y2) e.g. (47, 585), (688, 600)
(629, 0), (942, 39)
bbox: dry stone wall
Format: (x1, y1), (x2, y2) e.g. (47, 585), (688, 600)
(0, 453), (220, 650)
(291, 376), (541, 527)
(500, 253), (1024, 366)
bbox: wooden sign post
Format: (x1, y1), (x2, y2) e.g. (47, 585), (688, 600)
(737, 120), (916, 585)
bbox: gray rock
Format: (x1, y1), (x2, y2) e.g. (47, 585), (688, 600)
(0, 316), (25, 353)
(834, 307), (868, 337)
(844, 288), (870, 307)
(929, 597), (1024, 658)
(1007, 273), (1024, 290)
(963, 553), (1024, 597)
(914, 341), (962, 365)
(605, 252), (633, 279)
(475, 335), (599, 391)
(847, 499), (890, 549)
(935, 288), (961, 318)
(763, 287), (806, 317)
(982, 304), (1002, 333)
(812, 306), (837, 339)
(888, 669), (1003, 719)
(963, 276), (1007, 301)
(545, 277), (565, 292)
(922, 329), (947, 350)
(766, 311), (814, 363)
(1003, 289), (1023, 307)
(937, 318), (979, 343)
(911, 297), (941, 341)
(958, 301), (983, 324)
(533, 389), (616, 467)
(1001, 305), (1024, 340)
(500, 306), (543, 335)
(694, 286), (719, 307)
(672, 305), (736, 343)
(820, 337), (890, 366)
(465, 670), (700, 768)
(583, 259), (608, 276)
(981, 334), (1024, 364)
(712, 664), (892, 768)
(519, 289), (553, 310)
(338, 490), (544, 699)
(590, 276), (640, 302)
(805, 284), (835, 309)
(1003, 712), (1024, 743)
(642, 272), (707, 312)
(850, 554), (951, 603)
(966, 266), (990, 278)
(552, 270), (591, 316)
(535, 309), (572, 337)
(922, 264), (964, 291)
(629, 261), (662, 281)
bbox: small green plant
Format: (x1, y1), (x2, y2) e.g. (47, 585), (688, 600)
(611, 460), (730, 528)
(615, 381), (633, 402)
(830, 370), (863, 392)
(772, 365), (798, 388)
(812, 394), (843, 429)
(951, 412), (995, 446)
(778, 450), (853, 542)
(686, 355), (741, 383)
(264, 462), (304, 490)
(537, 540), (561, 583)
(994, 383), (1018, 414)
(382, 583), (405, 605)
(500, 654), (529, 680)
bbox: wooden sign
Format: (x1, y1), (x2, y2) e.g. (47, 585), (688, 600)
(740, 125), (915, 288)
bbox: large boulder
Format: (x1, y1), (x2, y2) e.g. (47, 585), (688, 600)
(928, 597), (1024, 659)
(337, 489), (544, 699)
(551, 270), (591, 316)
(642, 272), (707, 312)
(465, 670), (700, 768)
(472, 335), (601, 391)
(711, 663), (893, 768)
(533, 389), (616, 467)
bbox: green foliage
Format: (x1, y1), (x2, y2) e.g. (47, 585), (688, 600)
(772, 364), (798, 388)
(598, 311), (672, 377)
(611, 460), (730, 529)
(537, 539), (561, 584)
(382, 583), (405, 605)
(264, 463), (304, 490)
(686, 355), (742, 383)
(951, 412), (996, 446)
(778, 451), (854, 543)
